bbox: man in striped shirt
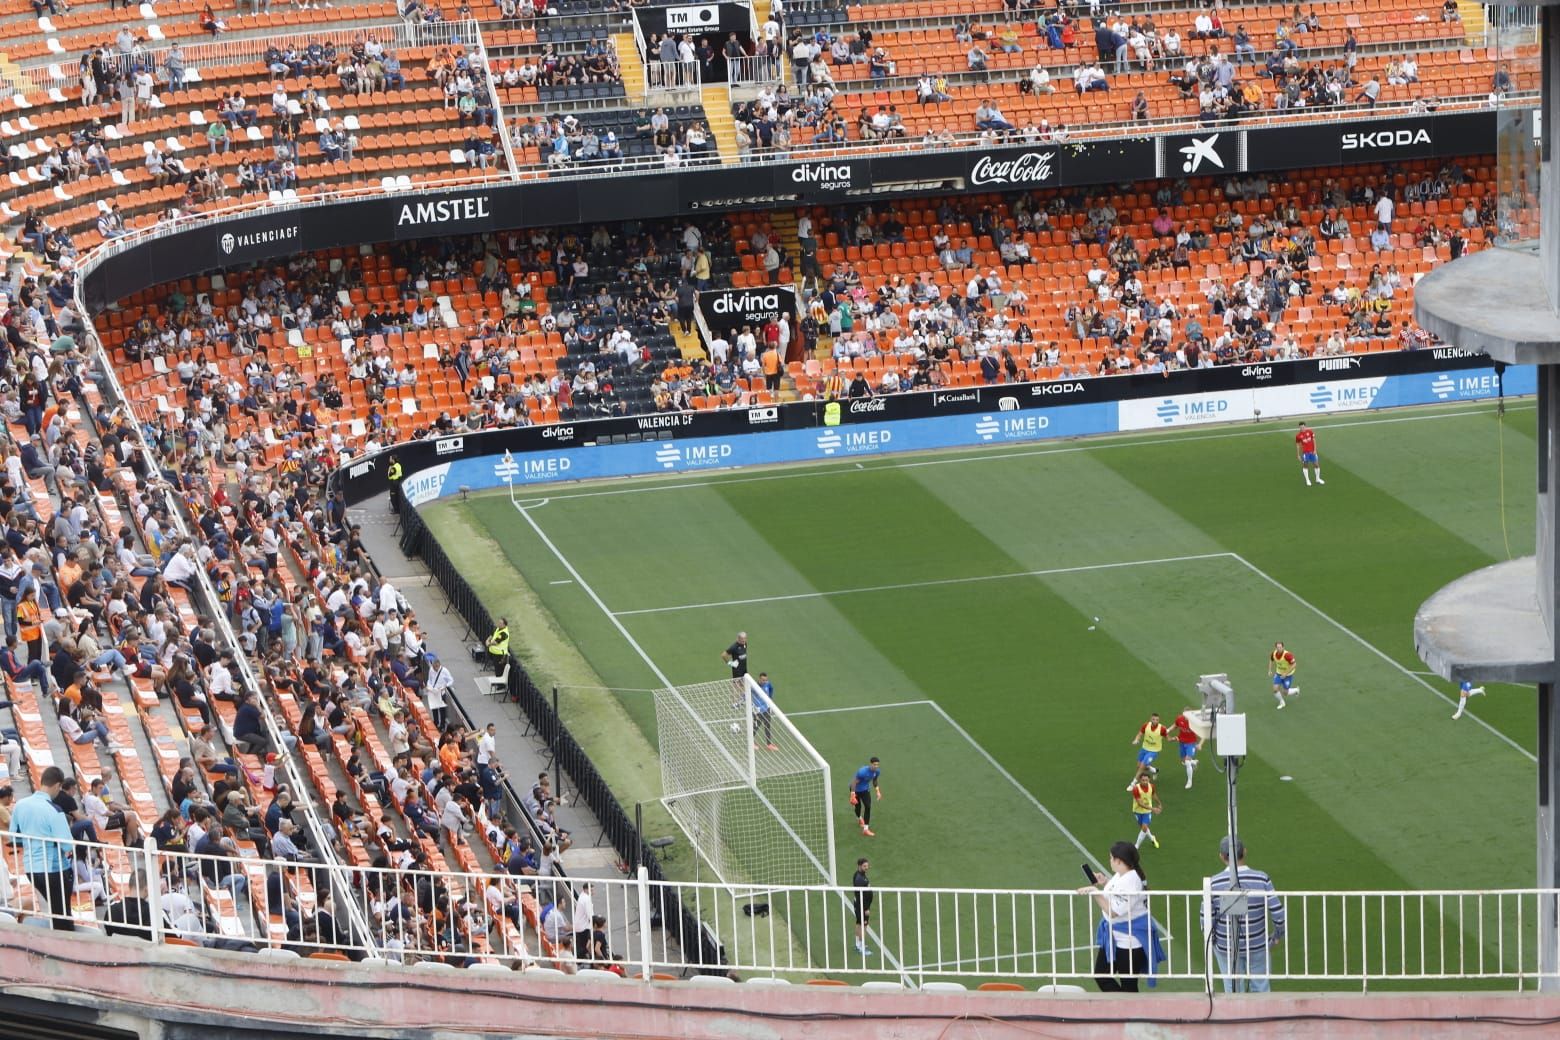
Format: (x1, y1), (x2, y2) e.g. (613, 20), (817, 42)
(1206, 835), (1284, 992)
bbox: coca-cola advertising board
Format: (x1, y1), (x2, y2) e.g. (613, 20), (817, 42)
(965, 149), (1059, 189)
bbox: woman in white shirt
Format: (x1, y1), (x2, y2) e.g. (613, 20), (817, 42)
(1078, 841), (1158, 991)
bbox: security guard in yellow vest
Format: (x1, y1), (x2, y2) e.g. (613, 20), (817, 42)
(485, 616), (510, 674)
(386, 454), (403, 513)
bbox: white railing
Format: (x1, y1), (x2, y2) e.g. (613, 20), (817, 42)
(1484, 4), (1541, 47)
(727, 53), (783, 87)
(2, 833), (1552, 989)
(459, 18), (521, 180)
(645, 58), (700, 94)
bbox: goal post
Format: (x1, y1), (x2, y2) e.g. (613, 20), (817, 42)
(655, 674), (837, 888)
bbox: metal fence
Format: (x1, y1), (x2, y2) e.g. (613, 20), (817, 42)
(644, 58), (700, 94)
(2, 832), (1552, 989)
(727, 53), (783, 87)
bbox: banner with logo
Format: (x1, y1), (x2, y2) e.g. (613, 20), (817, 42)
(698, 285), (796, 335)
(394, 361), (1532, 504)
(1156, 129), (1248, 179)
(402, 401), (1118, 504)
(1243, 111), (1493, 174)
(632, 1), (750, 44)
(1118, 361), (1533, 431)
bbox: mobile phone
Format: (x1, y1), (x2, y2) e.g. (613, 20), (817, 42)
(1081, 863), (1098, 885)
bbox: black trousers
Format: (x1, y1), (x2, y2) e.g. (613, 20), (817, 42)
(29, 869), (76, 930)
(1094, 943), (1147, 992)
(854, 793), (871, 826)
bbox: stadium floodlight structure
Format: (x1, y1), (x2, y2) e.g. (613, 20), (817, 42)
(1412, 0), (1560, 988)
(655, 674), (837, 888)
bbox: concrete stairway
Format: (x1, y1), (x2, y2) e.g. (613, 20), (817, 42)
(613, 32), (646, 99)
(1455, 0), (1485, 44)
(700, 85), (738, 164)
(0, 52), (28, 94)
(770, 210), (802, 289)
(671, 322), (706, 360)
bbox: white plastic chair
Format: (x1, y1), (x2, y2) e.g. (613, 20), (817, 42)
(574, 967), (626, 982)
(686, 974), (736, 986)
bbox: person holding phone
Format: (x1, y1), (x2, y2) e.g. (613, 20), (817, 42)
(1077, 841), (1163, 992)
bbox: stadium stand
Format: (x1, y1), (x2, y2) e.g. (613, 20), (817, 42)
(0, 0), (1536, 991)
(80, 154), (1496, 447)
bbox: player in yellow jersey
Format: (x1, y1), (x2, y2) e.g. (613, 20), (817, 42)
(1269, 641), (1300, 709)
(1130, 712), (1169, 777)
(1128, 768), (1162, 849)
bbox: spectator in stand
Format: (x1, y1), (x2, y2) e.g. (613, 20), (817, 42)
(10, 765), (76, 930)
(206, 119), (230, 155)
(966, 42), (989, 80)
(975, 99), (1015, 132)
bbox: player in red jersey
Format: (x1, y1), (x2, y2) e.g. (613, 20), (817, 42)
(1170, 713), (1202, 789)
(1295, 422), (1324, 486)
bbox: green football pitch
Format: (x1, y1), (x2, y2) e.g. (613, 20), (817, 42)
(422, 400), (1539, 904)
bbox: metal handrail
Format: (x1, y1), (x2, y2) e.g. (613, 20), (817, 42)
(3, 831), (1553, 988)
(465, 17), (522, 180)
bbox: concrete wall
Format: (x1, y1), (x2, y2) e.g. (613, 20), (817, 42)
(2, 922), (1557, 1040)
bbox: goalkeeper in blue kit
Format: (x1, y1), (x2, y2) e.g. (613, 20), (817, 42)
(849, 758), (882, 837)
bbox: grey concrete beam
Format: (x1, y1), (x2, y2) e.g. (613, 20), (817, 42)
(1415, 250), (1560, 366)
(1414, 556), (1560, 683)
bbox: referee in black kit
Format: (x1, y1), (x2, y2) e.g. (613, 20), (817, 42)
(853, 858), (873, 956)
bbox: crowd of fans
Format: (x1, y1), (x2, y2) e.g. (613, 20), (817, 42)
(768, 158), (1487, 394)
(0, 252), (607, 962)
(736, 0), (1489, 154)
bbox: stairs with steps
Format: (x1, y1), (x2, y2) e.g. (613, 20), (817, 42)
(1455, 0), (1485, 44)
(671, 322), (706, 360)
(765, 208), (803, 401)
(700, 85), (738, 165)
(769, 210), (803, 299)
(613, 32), (646, 99)
(0, 52), (28, 95)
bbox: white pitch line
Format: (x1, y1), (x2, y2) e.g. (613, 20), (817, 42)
(785, 700), (935, 719)
(612, 553), (1235, 616)
(1231, 553), (1538, 764)
(784, 698), (1105, 869)
(898, 942), (1100, 973)
(510, 498), (913, 982)
(924, 701), (1100, 867)
(898, 928), (1177, 973)
(530, 403), (1532, 504)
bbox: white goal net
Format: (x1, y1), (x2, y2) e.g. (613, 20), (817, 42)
(655, 674), (836, 888)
